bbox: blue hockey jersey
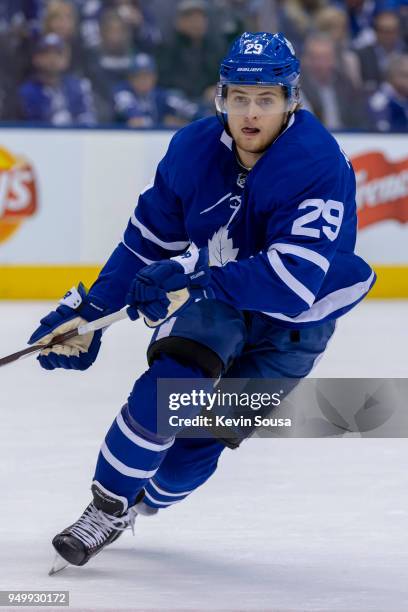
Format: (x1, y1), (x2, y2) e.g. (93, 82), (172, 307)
(89, 110), (375, 327)
(113, 83), (198, 127)
(19, 75), (96, 126)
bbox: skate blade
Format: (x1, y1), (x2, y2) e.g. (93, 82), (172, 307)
(49, 552), (70, 576)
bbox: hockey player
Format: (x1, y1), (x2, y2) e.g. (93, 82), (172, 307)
(29, 32), (376, 571)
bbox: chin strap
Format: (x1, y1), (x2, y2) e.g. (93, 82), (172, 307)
(277, 110), (294, 138)
(216, 109), (230, 134)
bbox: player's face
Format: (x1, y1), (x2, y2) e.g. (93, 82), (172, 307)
(226, 86), (290, 167)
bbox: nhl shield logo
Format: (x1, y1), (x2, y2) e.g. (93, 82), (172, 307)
(236, 172), (247, 189)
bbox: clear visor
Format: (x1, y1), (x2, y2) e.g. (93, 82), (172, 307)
(215, 84), (296, 116)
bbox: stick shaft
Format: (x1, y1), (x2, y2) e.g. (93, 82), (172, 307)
(0, 289), (187, 368)
(77, 309), (128, 335)
(0, 309), (128, 368)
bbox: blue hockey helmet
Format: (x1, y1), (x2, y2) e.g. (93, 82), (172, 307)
(216, 32), (300, 118)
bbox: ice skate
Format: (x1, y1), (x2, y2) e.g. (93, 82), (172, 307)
(49, 482), (138, 572)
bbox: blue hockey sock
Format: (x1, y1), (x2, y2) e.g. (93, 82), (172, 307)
(142, 479), (194, 509)
(93, 355), (207, 505)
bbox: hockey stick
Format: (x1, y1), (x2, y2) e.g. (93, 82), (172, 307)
(0, 309), (129, 368)
(0, 288), (190, 369)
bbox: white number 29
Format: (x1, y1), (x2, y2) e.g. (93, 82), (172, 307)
(291, 199), (344, 242)
(244, 43), (263, 54)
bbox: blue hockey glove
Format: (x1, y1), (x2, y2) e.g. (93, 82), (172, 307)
(28, 283), (110, 371)
(126, 244), (213, 324)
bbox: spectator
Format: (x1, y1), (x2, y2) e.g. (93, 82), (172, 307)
(0, 1), (24, 35)
(356, 9), (406, 93)
(300, 33), (367, 129)
(337, 0), (377, 48)
(18, 33), (96, 125)
(84, 9), (133, 122)
(249, 0), (280, 33)
(109, 0), (162, 52)
(148, 0), (251, 47)
(0, 2), (43, 82)
(315, 6), (362, 88)
(76, 0), (161, 52)
(148, 0), (179, 40)
(113, 52), (198, 126)
(44, 0), (77, 40)
(209, 0), (256, 45)
(157, 0), (225, 101)
(43, 0), (86, 74)
(20, 0), (48, 35)
(0, 1), (48, 40)
(0, 34), (20, 120)
(76, 0), (103, 49)
(400, 1), (408, 47)
(368, 52), (408, 130)
(266, 0), (329, 53)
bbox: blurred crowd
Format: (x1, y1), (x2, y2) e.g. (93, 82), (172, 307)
(0, 0), (407, 132)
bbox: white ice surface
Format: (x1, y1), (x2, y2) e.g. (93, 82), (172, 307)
(0, 301), (407, 612)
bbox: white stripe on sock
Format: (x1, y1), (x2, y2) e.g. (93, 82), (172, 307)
(149, 480), (193, 498)
(144, 490), (182, 507)
(117, 412), (174, 452)
(101, 443), (157, 479)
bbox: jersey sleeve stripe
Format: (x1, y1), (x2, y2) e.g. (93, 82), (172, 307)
(269, 242), (330, 273)
(267, 249), (315, 306)
(130, 214), (190, 251)
(140, 178), (154, 195)
(263, 270), (375, 323)
(121, 239), (157, 265)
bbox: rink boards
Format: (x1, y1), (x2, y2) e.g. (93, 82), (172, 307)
(0, 127), (406, 299)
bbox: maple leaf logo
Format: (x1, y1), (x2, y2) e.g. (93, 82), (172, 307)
(208, 226), (239, 267)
